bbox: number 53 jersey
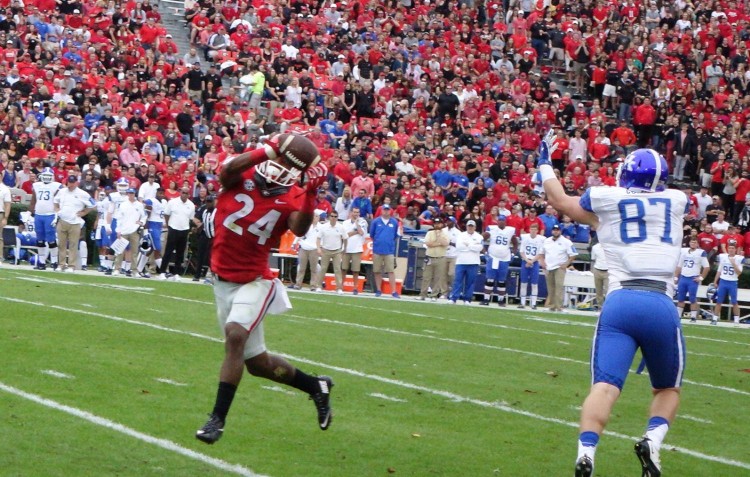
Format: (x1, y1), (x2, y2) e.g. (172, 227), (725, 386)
(580, 187), (688, 296)
(211, 172), (304, 283)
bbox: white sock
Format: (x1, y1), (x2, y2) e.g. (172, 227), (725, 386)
(123, 261), (131, 272)
(155, 258), (162, 268)
(734, 315), (740, 323)
(690, 310), (697, 320)
(79, 242), (88, 268)
(102, 258), (112, 269)
(50, 247), (58, 264)
(645, 422), (669, 449)
(531, 285), (538, 305)
(137, 254), (149, 272)
(39, 245), (49, 264)
(520, 295), (527, 306)
(98, 254), (105, 266)
(577, 440), (596, 462)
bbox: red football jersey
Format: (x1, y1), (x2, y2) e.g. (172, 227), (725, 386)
(212, 168), (303, 283)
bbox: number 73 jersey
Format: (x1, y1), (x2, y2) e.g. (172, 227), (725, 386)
(580, 186), (688, 296)
(211, 174), (304, 283)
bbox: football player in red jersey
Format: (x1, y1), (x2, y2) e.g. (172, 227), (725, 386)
(196, 134), (334, 444)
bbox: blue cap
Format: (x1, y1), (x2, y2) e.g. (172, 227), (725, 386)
(497, 214), (507, 221)
(382, 204), (392, 210)
(126, 188), (136, 193)
(319, 212), (327, 220)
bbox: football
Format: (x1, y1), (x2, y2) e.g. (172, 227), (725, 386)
(275, 133), (321, 172)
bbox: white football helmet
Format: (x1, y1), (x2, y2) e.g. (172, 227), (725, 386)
(39, 167), (54, 184)
(255, 159), (304, 187)
(116, 178), (129, 193)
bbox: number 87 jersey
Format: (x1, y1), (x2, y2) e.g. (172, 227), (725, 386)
(211, 175), (303, 283)
(580, 186), (688, 296)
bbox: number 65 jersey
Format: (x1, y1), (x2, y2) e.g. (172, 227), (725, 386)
(580, 187), (688, 296)
(211, 170), (303, 283)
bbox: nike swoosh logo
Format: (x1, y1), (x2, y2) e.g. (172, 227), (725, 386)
(275, 199), (287, 205)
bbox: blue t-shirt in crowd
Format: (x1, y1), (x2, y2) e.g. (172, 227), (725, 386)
(369, 216), (400, 255)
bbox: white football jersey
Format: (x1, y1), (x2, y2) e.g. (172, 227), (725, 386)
(108, 191), (126, 222)
(97, 197), (110, 222)
(486, 225), (516, 261)
(716, 253), (743, 282)
(678, 247), (708, 278)
(146, 198), (167, 223)
(582, 187), (687, 296)
(32, 181), (61, 215)
(20, 211), (35, 232)
(519, 233), (545, 261)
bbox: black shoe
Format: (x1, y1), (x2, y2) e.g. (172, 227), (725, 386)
(634, 438), (661, 476)
(531, 305), (537, 310)
(51, 262), (58, 271)
(193, 277), (200, 282)
(498, 301), (506, 307)
(37, 264), (46, 270)
(81, 266), (88, 271)
(310, 376), (334, 430)
(574, 456), (593, 477)
(104, 268), (113, 276)
(196, 413), (224, 444)
(125, 270), (132, 277)
(479, 300), (490, 306)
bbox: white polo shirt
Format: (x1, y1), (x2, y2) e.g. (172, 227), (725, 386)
(541, 235), (578, 271)
(317, 221), (347, 251)
(54, 186), (95, 225)
(296, 222), (319, 251)
(165, 197), (196, 231)
(117, 198), (145, 235)
(343, 217), (368, 253)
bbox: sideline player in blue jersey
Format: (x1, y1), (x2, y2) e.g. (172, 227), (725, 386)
(538, 130), (688, 477)
(674, 237), (709, 323)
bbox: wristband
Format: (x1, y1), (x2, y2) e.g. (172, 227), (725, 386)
(540, 164), (556, 183)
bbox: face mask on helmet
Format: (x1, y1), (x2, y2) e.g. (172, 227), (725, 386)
(116, 180), (129, 193)
(40, 168), (54, 184)
(255, 159), (303, 187)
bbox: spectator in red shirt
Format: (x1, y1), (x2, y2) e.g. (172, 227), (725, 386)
(697, 224), (720, 262)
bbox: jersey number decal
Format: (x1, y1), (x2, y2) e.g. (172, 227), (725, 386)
(683, 259), (694, 268)
(525, 245), (538, 256)
(722, 265), (735, 276)
(223, 193), (281, 245)
(618, 198), (673, 244)
(495, 235), (509, 245)
(37, 190), (51, 200)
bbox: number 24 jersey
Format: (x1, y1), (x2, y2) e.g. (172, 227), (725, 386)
(211, 172), (303, 283)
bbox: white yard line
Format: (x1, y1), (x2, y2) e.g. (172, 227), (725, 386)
(0, 382), (268, 477)
(260, 385), (296, 396)
(681, 415), (713, 425)
(155, 378), (187, 387)
(368, 393), (408, 403)
(41, 370), (74, 379)
(1, 297), (748, 470)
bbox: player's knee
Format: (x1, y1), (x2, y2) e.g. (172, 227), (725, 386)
(485, 279), (495, 287)
(48, 241), (57, 249)
(652, 387), (681, 396)
(224, 325), (248, 351)
(36, 241), (45, 247)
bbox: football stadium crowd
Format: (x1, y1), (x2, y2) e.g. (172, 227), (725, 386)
(2, 0), (750, 294)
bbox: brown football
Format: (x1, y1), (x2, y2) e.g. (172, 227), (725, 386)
(276, 133), (321, 171)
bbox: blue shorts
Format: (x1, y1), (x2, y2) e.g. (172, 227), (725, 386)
(485, 258), (510, 282)
(676, 275), (700, 302)
(716, 280), (739, 305)
(592, 289), (685, 390)
(108, 219), (119, 244)
(519, 261), (540, 285)
(34, 214), (57, 243)
(17, 232), (37, 246)
(147, 221), (163, 252)
(97, 225), (111, 247)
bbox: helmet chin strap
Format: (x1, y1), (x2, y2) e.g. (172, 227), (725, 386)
(253, 171), (293, 197)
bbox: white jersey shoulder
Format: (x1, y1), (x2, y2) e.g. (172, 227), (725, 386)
(584, 187), (687, 296)
(519, 233), (545, 260)
(486, 225), (515, 261)
(32, 181), (62, 215)
(96, 198), (110, 220)
(147, 198), (166, 223)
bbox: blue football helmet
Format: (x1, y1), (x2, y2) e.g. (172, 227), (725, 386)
(116, 178), (130, 193)
(139, 232), (154, 255)
(39, 167), (54, 184)
(706, 284), (717, 303)
(616, 149), (668, 192)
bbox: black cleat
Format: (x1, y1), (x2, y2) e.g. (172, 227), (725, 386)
(574, 456), (593, 477)
(104, 268), (113, 276)
(479, 300), (490, 306)
(310, 376), (334, 430)
(196, 413), (224, 444)
(634, 438), (661, 476)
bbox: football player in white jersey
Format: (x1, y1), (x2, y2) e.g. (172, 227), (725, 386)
(674, 237), (709, 323)
(30, 167), (61, 269)
(518, 223), (546, 309)
(711, 239), (743, 324)
(538, 133), (688, 477)
(481, 215), (517, 306)
(94, 189), (111, 271)
(102, 178), (130, 273)
(138, 188), (167, 278)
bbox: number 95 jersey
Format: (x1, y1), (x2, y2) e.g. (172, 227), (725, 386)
(580, 187), (688, 296)
(211, 171), (303, 283)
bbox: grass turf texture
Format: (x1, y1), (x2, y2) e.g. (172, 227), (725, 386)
(0, 268), (749, 476)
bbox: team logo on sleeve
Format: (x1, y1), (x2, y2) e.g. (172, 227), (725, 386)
(244, 179), (255, 192)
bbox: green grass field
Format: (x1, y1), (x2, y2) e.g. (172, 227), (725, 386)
(1, 266), (749, 476)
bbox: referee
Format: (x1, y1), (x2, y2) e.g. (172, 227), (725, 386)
(192, 194), (216, 282)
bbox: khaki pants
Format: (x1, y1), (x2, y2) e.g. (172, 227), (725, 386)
(593, 268), (609, 307)
(317, 249), (343, 290)
(296, 248), (319, 288)
(420, 256), (447, 298)
(114, 231), (141, 269)
(445, 257), (457, 296)
(545, 267), (567, 310)
(57, 220), (82, 270)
